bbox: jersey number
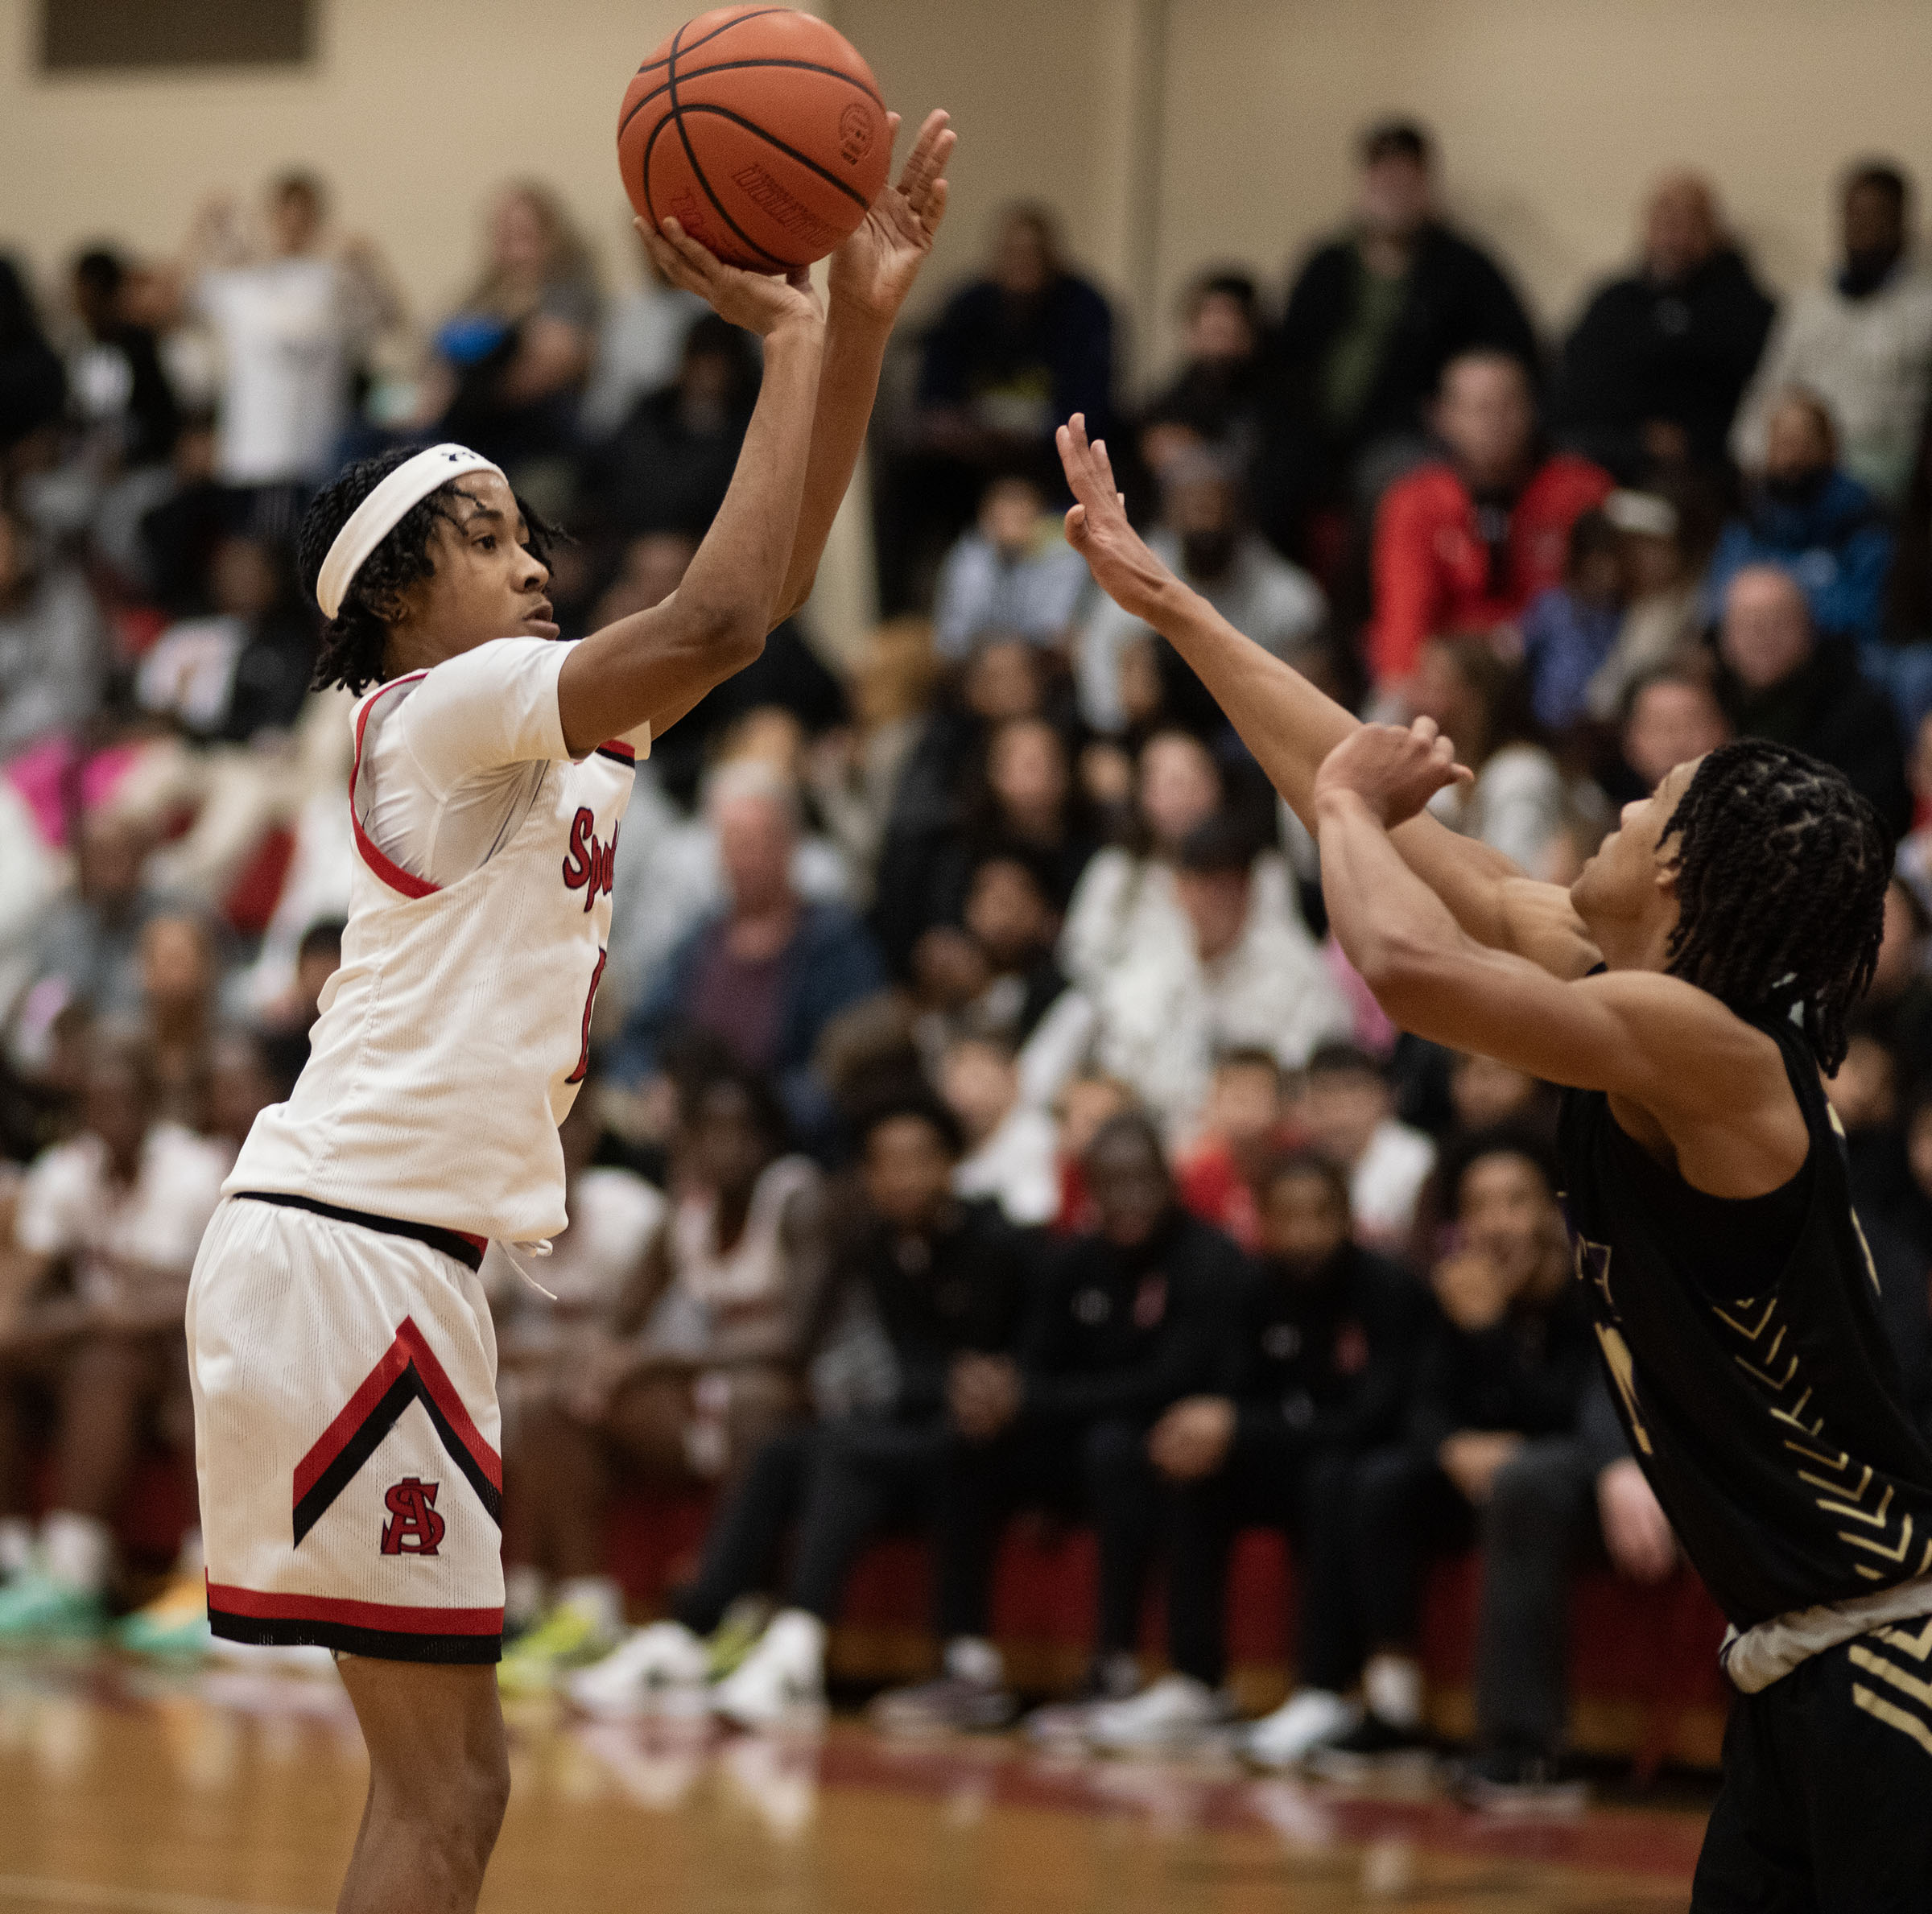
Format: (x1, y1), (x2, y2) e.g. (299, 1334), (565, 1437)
(568, 949), (607, 1086)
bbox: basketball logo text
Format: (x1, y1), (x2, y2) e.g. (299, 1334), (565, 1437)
(839, 103), (875, 163)
(561, 809), (617, 912)
(381, 1477), (445, 1556)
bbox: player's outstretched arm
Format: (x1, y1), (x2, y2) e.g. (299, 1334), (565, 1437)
(557, 229), (826, 753)
(1056, 415), (1596, 979)
(1313, 720), (1807, 1196)
(772, 109), (955, 622)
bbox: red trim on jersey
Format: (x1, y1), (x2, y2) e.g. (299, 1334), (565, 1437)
(595, 737), (635, 762)
(206, 1581), (502, 1635)
(291, 1315), (502, 1512)
(349, 674), (439, 900)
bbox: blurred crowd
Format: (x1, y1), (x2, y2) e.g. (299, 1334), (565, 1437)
(5, 118), (1932, 1796)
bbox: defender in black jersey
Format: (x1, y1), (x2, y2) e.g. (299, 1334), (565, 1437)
(1052, 411), (1932, 1909)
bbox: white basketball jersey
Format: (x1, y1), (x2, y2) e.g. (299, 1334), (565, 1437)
(229, 638), (637, 1245)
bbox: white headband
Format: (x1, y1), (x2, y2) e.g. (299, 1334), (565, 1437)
(316, 443), (504, 620)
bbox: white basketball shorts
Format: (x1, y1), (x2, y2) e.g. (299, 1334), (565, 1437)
(187, 1192), (504, 1663)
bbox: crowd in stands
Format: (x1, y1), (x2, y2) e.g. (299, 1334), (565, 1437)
(6, 115), (1932, 1801)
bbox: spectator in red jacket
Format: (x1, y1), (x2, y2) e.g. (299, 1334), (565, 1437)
(1368, 352), (1612, 692)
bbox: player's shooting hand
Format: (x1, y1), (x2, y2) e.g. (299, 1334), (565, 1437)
(1312, 717), (1473, 829)
(1598, 1458), (1677, 1583)
(828, 109), (955, 324)
(1057, 412), (1174, 621)
(638, 217), (825, 340)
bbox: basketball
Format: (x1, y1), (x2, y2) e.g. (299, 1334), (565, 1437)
(617, 6), (892, 271)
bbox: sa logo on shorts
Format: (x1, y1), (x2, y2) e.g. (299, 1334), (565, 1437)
(381, 1477), (445, 1557)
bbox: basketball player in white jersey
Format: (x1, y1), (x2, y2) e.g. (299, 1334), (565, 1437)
(186, 115), (953, 1914)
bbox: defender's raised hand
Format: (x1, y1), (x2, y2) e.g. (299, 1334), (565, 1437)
(1056, 411), (1174, 621)
(829, 109), (956, 323)
(638, 215), (824, 339)
(1313, 716), (1473, 829)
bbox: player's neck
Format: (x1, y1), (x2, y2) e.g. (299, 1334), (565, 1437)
(1589, 911), (1675, 976)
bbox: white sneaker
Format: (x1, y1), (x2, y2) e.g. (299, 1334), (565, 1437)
(710, 1610), (827, 1730)
(1084, 1673), (1222, 1753)
(1241, 1689), (1361, 1770)
(566, 1621), (712, 1720)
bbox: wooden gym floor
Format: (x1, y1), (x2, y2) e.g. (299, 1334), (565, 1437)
(0, 1652), (1711, 1914)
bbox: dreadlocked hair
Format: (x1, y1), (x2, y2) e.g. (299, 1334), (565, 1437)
(1660, 738), (1892, 1074)
(295, 448), (565, 695)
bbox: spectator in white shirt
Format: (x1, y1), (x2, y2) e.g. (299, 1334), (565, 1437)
(1084, 815), (1352, 1138)
(1077, 449), (1325, 734)
(1292, 1042), (1436, 1256)
(942, 1033), (1060, 1226)
(578, 240), (707, 439)
(181, 171), (401, 518)
(1733, 162), (1932, 505)
(0, 1036), (228, 1631)
(934, 473), (1091, 661)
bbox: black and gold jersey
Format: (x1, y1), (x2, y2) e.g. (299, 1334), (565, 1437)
(1558, 1006), (1932, 1631)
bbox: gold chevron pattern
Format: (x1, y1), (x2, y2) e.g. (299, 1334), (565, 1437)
(1705, 1286), (1932, 1582)
(1851, 1640), (1932, 1758)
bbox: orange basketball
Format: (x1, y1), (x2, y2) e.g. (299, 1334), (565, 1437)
(617, 7), (891, 272)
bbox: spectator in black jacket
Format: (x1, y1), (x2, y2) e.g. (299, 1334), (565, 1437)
(1715, 563), (1912, 836)
(878, 204), (1116, 614)
(872, 1111), (1245, 1735)
(1552, 174), (1775, 483)
(1315, 1130), (1664, 1799)
(574, 1094), (1034, 1727)
(1260, 120), (1538, 531)
(1080, 1153), (1422, 1755)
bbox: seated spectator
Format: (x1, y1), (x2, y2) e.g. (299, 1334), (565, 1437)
(0, 256), (67, 459)
(1049, 1070), (1139, 1235)
(202, 1028), (279, 1165)
(1579, 489), (1706, 723)
(1519, 511), (1627, 734)
(134, 532), (315, 744)
(68, 245), (183, 475)
(894, 715), (1099, 975)
(175, 171), (401, 519)
(256, 918), (344, 1097)
(1084, 815), (1352, 1136)
(1552, 172), (1774, 482)
(0, 1036), (227, 1640)
(611, 761), (886, 1145)
(423, 179), (599, 473)
(872, 634), (1059, 976)
(1323, 1132), (1662, 1797)
(1414, 636), (1568, 875)
(1266, 120), (1538, 518)
(1715, 564), (1910, 833)
(1137, 270), (1268, 481)
(577, 235), (705, 439)
(1077, 447), (1325, 736)
(1083, 1152), (1422, 1755)
(1707, 388), (1893, 642)
(581, 315), (761, 542)
(1063, 729), (1228, 988)
(565, 1094), (1029, 1725)
(882, 204), (1114, 613)
(30, 809), (163, 1021)
(942, 1033), (1059, 1227)
(1613, 666), (1732, 798)
(1734, 161), (1932, 506)
(912, 851), (1078, 1108)
(1175, 1050), (1292, 1250)
(500, 1066), (814, 1689)
(933, 472), (1090, 661)
(1368, 352), (1612, 693)
(137, 910), (220, 1127)
(1293, 1043), (1436, 1254)
(869, 1112), (1245, 1734)
(0, 496), (105, 760)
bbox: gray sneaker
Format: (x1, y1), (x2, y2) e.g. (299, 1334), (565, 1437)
(869, 1673), (1017, 1736)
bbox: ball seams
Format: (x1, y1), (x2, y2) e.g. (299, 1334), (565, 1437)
(619, 56), (886, 143)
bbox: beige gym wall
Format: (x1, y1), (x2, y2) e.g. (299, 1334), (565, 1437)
(6, 0), (1932, 381)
